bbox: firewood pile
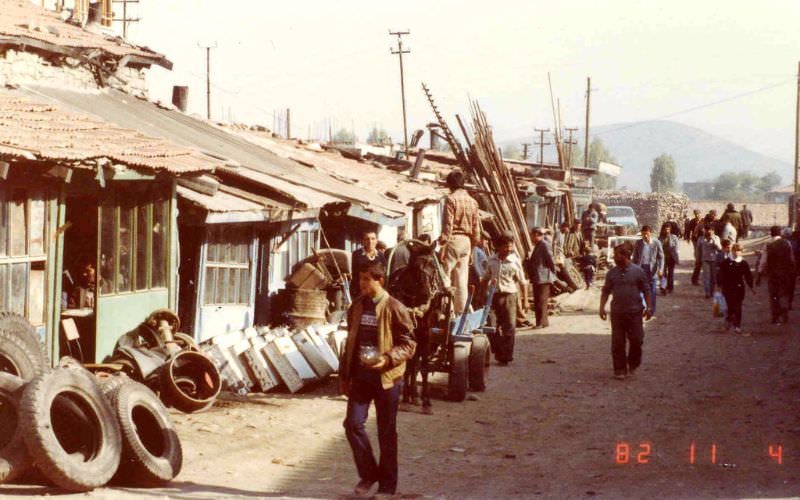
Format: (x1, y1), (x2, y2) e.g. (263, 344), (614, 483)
(593, 190), (689, 232)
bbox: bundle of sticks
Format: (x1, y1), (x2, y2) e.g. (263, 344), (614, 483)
(461, 100), (533, 258)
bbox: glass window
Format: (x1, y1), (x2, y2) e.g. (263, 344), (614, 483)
(151, 199), (167, 288)
(240, 268), (250, 305)
(10, 263), (26, 315)
(0, 264), (6, 309)
(136, 205), (148, 290)
(28, 265), (45, 324)
(227, 268), (239, 305)
(215, 267), (228, 304)
(9, 194), (26, 256)
(117, 206), (132, 292)
(29, 195), (45, 256)
(99, 204), (116, 295)
(203, 267), (216, 305)
(0, 192), (6, 257)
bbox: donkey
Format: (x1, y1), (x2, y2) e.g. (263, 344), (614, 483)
(387, 240), (451, 414)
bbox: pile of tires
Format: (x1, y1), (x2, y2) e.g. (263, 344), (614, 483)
(0, 314), (182, 492)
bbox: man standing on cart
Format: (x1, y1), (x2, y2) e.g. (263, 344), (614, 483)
(439, 169), (482, 315)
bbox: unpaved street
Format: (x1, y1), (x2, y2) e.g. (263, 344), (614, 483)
(3, 242), (799, 499)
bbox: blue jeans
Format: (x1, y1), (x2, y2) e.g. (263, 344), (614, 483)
(702, 261), (716, 297)
(343, 374), (402, 494)
(642, 268), (658, 315)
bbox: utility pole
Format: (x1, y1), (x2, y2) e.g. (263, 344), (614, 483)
(286, 108), (291, 139)
(522, 143), (531, 161)
(534, 128), (551, 165)
(565, 127), (579, 167)
(794, 61), (800, 195)
(389, 30), (410, 155)
(111, 0), (140, 39)
(585, 76), (592, 169)
(198, 42), (217, 120)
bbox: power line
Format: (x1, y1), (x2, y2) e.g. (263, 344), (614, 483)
(596, 79), (793, 137)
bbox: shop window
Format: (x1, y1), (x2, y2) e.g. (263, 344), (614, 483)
(9, 193), (26, 256)
(203, 227), (250, 306)
(9, 262), (25, 315)
(151, 199), (167, 288)
(99, 203), (116, 295)
(135, 205), (148, 290)
(118, 206), (132, 293)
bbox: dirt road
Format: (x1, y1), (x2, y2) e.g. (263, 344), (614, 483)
(3, 242), (799, 499)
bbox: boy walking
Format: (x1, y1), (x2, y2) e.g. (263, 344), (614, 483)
(599, 243), (653, 380)
(484, 232), (527, 364)
(340, 263), (416, 497)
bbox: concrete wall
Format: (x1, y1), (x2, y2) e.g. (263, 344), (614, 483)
(593, 191), (689, 232)
(689, 201), (788, 227)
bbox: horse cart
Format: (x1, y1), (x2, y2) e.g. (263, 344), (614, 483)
(386, 240), (496, 409)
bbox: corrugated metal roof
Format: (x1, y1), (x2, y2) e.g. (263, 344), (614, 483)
(225, 130), (444, 207)
(25, 86), (409, 219)
(0, 89), (221, 173)
(0, 0), (169, 66)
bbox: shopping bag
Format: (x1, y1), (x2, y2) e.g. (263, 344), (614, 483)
(712, 291), (727, 317)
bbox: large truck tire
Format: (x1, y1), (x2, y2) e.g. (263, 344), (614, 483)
(0, 312), (46, 366)
(0, 373), (31, 484)
(19, 368), (121, 492)
(468, 334), (491, 392)
(448, 342), (470, 402)
(0, 327), (45, 381)
(108, 381), (183, 486)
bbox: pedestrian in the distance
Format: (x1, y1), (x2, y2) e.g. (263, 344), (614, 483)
(758, 226), (796, 324)
(526, 227), (556, 329)
(581, 205), (598, 247)
(632, 225), (664, 316)
(659, 223), (680, 294)
(741, 204), (753, 239)
(351, 231), (387, 300)
(697, 226), (722, 299)
(575, 243), (596, 289)
(599, 242), (653, 380)
(717, 243), (755, 335)
(340, 262), (416, 498)
(484, 232), (527, 364)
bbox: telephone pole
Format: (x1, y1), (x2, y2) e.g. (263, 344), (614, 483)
(198, 42), (217, 120)
(794, 61), (800, 194)
(534, 128), (551, 164)
(389, 30), (411, 155)
(522, 143), (531, 160)
(565, 127), (579, 167)
(585, 76), (592, 169)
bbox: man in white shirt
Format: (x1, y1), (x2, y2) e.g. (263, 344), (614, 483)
(484, 232), (527, 365)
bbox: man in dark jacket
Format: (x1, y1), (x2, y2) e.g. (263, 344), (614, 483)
(525, 227), (556, 329)
(758, 226), (796, 324)
(741, 205), (753, 239)
(341, 262), (416, 497)
(351, 231), (387, 300)
(720, 203), (744, 241)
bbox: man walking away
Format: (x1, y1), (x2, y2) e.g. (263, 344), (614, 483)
(697, 226), (722, 299)
(687, 210), (703, 285)
(720, 203), (744, 241)
(581, 205), (598, 247)
(340, 263), (416, 498)
(718, 243), (755, 335)
(659, 223), (680, 294)
(632, 226), (664, 316)
(484, 232), (527, 364)
(741, 205), (753, 240)
(351, 231), (387, 300)
(599, 243), (653, 380)
(526, 227), (556, 329)
(439, 169), (482, 315)
(759, 226), (796, 324)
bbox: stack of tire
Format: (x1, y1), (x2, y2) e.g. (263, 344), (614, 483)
(0, 313), (182, 492)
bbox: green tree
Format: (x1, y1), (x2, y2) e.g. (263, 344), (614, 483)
(332, 128), (355, 144)
(650, 154), (677, 193)
(586, 138), (618, 190)
(366, 126), (391, 146)
(503, 144), (522, 160)
(756, 171), (781, 194)
(711, 170), (781, 201)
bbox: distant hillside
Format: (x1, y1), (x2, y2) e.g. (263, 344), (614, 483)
(501, 120), (791, 192)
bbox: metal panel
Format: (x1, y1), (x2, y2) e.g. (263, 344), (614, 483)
(306, 326), (339, 372)
(291, 330), (333, 378)
(273, 336), (317, 382)
(262, 339), (304, 393)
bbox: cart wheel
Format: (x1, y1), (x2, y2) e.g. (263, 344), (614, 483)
(448, 341), (470, 402)
(468, 334), (490, 392)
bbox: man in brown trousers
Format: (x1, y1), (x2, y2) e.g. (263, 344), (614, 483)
(526, 227), (556, 329)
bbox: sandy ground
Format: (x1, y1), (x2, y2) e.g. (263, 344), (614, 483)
(2, 242), (800, 499)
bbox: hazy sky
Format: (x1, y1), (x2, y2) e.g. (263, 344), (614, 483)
(125, 1), (800, 168)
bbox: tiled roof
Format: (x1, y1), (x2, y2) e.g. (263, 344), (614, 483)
(0, 0), (169, 67)
(0, 90), (220, 173)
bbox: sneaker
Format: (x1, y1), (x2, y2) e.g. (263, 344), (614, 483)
(354, 479), (376, 496)
(734, 327), (742, 334)
(614, 371), (626, 380)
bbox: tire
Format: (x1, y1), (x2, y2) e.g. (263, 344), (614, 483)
(19, 368), (122, 492)
(108, 381), (182, 486)
(565, 260), (586, 290)
(0, 327), (45, 381)
(447, 342), (470, 402)
(160, 351), (221, 413)
(468, 334), (491, 392)
(0, 372), (31, 484)
(97, 373), (130, 398)
(0, 312), (46, 366)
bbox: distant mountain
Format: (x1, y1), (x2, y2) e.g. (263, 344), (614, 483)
(501, 120), (791, 192)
